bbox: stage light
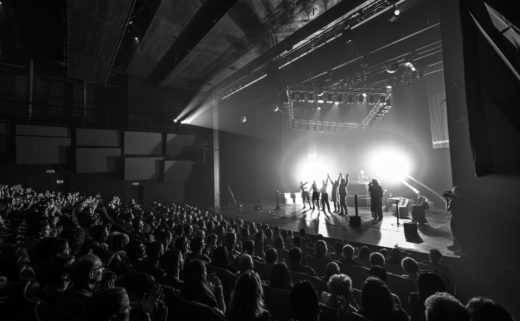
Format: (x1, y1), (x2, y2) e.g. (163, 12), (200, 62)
(273, 105), (280, 112)
(295, 155), (332, 183)
(317, 106), (322, 111)
(173, 118), (178, 123)
(326, 94), (333, 104)
(386, 85), (392, 89)
(317, 99), (324, 104)
(240, 116), (247, 123)
(367, 147), (412, 185)
(394, 8), (400, 16)
(134, 36), (140, 43)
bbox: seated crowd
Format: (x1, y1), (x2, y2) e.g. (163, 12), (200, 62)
(0, 185), (515, 321)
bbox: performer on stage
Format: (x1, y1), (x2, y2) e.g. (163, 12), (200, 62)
(368, 179), (384, 221)
(338, 173), (349, 215)
(321, 176), (331, 213)
(299, 181), (311, 209)
(329, 173), (340, 213)
(311, 180), (320, 210)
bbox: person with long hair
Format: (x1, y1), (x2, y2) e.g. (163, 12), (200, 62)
(227, 270), (270, 321)
(368, 179), (384, 221)
(269, 263), (293, 291)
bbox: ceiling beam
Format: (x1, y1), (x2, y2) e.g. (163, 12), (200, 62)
(148, 0), (238, 84)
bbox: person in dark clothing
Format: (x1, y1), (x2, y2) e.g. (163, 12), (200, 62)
(368, 179), (384, 221)
(182, 259), (226, 314)
(228, 270), (271, 321)
(321, 177), (331, 213)
(55, 254), (104, 321)
(300, 181), (311, 209)
(159, 249), (183, 290)
(338, 173), (349, 215)
(288, 247), (317, 276)
(311, 181), (320, 211)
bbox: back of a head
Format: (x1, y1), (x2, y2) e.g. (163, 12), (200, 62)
(243, 240), (254, 255)
(401, 257), (419, 274)
(466, 297), (514, 321)
(417, 272), (446, 301)
(324, 262), (340, 280)
(289, 247), (303, 266)
(265, 248), (278, 264)
(237, 254), (254, 273)
(424, 292), (469, 321)
(146, 241), (164, 260)
(327, 274), (352, 297)
(82, 287), (130, 321)
(361, 277), (394, 317)
(211, 246), (228, 268)
(183, 259), (206, 283)
(369, 252), (385, 267)
(369, 266), (388, 282)
(315, 240), (327, 257)
(229, 270), (264, 321)
(291, 281), (320, 321)
(270, 263), (292, 290)
(358, 246), (370, 259)
(160, 249), (182, 273)
(190, 236), (204, 254)
(342, 244), (355, 260)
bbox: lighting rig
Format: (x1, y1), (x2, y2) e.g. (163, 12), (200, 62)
(283, 86), (392, 134)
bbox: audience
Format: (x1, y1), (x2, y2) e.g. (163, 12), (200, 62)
(0, 184), (515, 321)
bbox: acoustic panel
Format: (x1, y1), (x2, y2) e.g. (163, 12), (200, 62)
(124, 157), (162, 181)
(76, 148), (121, 173)
(124, 131), (162, 155)
(165, 133), (196, 156)
(163, 160), (194, 181)
(16, 136), (71, 164)
(16, 124), (70, 137)
(76, 128), (120, 147)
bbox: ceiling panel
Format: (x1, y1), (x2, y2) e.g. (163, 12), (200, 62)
(67, 0), (134, 83)
(126, 0), (208, 78)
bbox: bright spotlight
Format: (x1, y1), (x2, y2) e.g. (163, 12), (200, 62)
(317, 106), (322, 111)
(240, 116), (247, 123)
(367, 147), (412, 185)
(173, 118), (178, 123)
(295, 155), (332, 183)
(394, 8), (400, 16)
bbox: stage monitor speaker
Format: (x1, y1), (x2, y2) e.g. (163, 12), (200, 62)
(349, 216), (361, 228)
(403, 222), (422, 243)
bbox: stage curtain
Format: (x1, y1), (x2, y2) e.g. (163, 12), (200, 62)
(425, 70), (449, 149)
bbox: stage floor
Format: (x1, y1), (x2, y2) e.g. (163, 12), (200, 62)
(213, 202), (456, 257)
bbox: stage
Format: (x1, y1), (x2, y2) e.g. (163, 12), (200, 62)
(213, 201), (456, 257)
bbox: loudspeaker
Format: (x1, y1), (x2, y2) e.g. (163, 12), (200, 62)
(403, 222), (422, 243)
(349, 216), (361, 228)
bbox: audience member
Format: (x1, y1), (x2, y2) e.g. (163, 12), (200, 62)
(288, 247), (317, 276)
(270, 263), (293, 291)
(424, 292), (469, 321)
(338, 244), (363, 267)
(291, 281), (320, 321)
(228, 270), (270, 321)
(359, 277), (408, 321)
(466, 297), (514, 321)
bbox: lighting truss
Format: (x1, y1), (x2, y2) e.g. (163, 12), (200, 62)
(283, 86), (392, 133)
